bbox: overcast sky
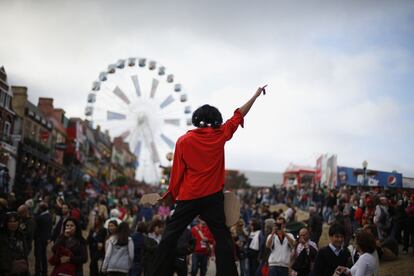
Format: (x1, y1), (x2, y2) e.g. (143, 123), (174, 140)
(1, 0), (413, 177)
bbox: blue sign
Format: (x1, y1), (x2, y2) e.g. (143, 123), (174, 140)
(337, 166), (402, 188)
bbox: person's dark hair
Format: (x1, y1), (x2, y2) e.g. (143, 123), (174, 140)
(108, 220), (119, 228)
(277, 216), (286, 224)
(328, 223), (346, 236)
(116, 222), (130, 246)
(95, 215), (105, 228)
(136, 221), (148, 234)
(364, 224), (379, 239)
(250, 219), (261, 231)
(38, 202), (48, 213)
(355, 230), (376, 254)
(192, 104), (223, 129)
(149, 219), (164, 233)
(4, 212), (19, 230)
(70, 201), (78, 208)
(63, 218), (84, 241)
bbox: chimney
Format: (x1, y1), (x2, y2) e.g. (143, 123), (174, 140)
(11, 86), (28, 117)
(38, 97), (54, 117)
(53, 108), (65, 123)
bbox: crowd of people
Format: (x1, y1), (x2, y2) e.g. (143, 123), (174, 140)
(0, 181), (413, 276)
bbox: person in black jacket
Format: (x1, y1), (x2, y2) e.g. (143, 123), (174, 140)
(87, 215), (107, 276)
(171, 227), (195, 276)
(308, 206), (323, 245)
(34, 202), (52, 276)
(51, 203), (70, 243)
(17, 204), (35, 255)
(291, 228), (318, 276)
(51, 218), (88, 276)
(0, 212), (29, 276)
(310, 223), (351, 276)
(130, 222), (147, 276)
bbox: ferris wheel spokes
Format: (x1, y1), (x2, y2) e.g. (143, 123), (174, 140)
(160, 95), (175, 109)
(113, 86), (131, 105)
(164, 119), (181, 126)
(107, 111), (127, 120)
(131, 75), (142, 97)
(150, 78), (159, 99)
(160, 133), (175, 150)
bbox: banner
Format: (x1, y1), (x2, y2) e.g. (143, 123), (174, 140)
(326, 155), (337, 189)
(337, 166), (402, 188)
(317, 154), (336, 188)
(315, 155), (323, 183)
(403, 177), (414, 189)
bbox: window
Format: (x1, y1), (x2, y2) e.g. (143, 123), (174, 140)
(24, 121), (31, 138)
(4, 121), (11, 137)
(5, 95), (10, 109)
(0, 92), (4, 107)
(32, 124), (38, 140)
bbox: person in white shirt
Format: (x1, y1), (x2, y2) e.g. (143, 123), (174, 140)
(266, 217), (296, 276)
(284, 203), (295, 223)
(335, 230), (379, 276)
(247, 219), (261, 276)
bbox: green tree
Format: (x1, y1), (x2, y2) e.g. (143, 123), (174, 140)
(112, 176), (128, 186)
(225, 170), (251, 189)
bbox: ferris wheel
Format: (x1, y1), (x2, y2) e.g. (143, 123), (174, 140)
(85, 58), (192, 183)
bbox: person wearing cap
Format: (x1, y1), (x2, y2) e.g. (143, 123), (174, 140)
(149, 85), (268, 276)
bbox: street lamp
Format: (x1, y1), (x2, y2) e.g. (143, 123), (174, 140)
(362, 160), (368, 186)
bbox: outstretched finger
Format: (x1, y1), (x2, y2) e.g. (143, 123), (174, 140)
(261, 84), (268, 95)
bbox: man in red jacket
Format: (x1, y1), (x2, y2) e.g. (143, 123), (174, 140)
(191, 219), (214, 276)
(150, 85), (268, 276)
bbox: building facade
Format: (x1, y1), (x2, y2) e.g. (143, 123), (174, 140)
(12, 86), (54, 199)
(0, 67), (17, 192)
(111, 136), (137, 182)
(38, 98), (68, 176)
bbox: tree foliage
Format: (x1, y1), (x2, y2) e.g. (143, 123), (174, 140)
(225, 170), (251, 189)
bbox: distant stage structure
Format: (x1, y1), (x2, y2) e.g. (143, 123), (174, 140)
(85, 58), (192, 183)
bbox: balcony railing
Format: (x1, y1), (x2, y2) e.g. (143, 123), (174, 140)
(1, 134), (12, 144)
(23, 137), (51, 154)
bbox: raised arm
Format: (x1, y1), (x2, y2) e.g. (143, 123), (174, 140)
(238, 85), (267, 117)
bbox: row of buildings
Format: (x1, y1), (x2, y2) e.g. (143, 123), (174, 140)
(0, 66), (137, 196)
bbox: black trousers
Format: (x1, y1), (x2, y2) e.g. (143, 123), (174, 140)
(149, 191), (238, 276)
(34, 239), (48, 276)
(172, 258), (188, 276)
